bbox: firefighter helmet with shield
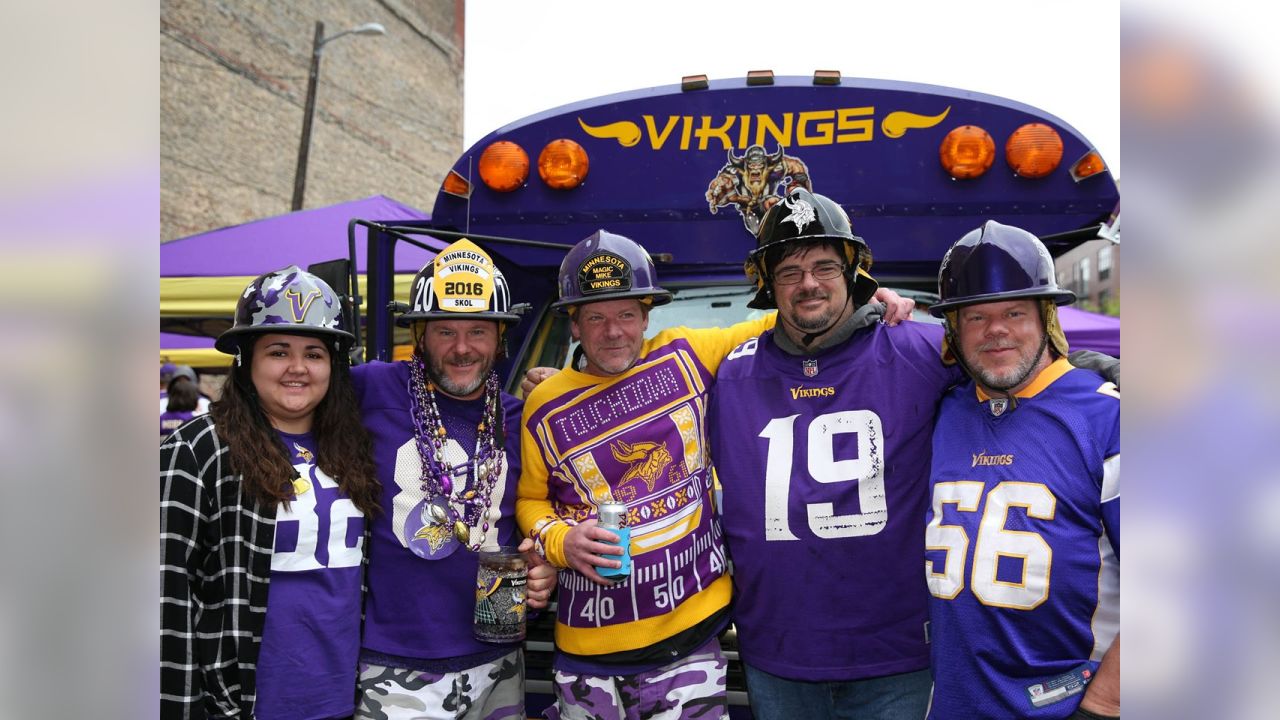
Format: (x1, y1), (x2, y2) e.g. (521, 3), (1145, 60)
(551, 230), (672, 314)
(397, 238), (521, 327)
(744, 187), (875, 309)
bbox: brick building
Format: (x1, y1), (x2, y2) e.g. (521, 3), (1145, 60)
(1055, 238), (1120, 315)
(161, 0), (464, 242)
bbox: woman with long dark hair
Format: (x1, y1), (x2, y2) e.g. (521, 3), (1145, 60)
(161, 266), (380, 720)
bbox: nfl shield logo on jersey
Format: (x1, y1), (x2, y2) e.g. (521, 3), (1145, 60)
(988, 398), (1009, 416)
(802, 359), (818, 378)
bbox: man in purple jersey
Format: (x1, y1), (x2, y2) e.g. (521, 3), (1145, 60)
(352, 239), (557, 720)
(708, 188), (949, 720)
(924, 222), (1119, 720)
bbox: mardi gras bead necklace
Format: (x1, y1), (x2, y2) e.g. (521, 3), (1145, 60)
(408, 356), (503, 555)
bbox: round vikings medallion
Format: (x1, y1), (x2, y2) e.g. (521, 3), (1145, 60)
(406, 499), (459, 559)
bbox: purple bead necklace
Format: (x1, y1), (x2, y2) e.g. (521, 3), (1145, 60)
(408, 356), (502, 552)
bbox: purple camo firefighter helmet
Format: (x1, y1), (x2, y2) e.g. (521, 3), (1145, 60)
(396, 238), (521, 327)
(930, 220), (1076, 316)
(214, 265), (353, 354)
(745, 187), (874, 309)
(551, 230), (672, 314)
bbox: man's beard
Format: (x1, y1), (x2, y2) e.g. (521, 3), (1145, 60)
(966, 341), (1044, 392)
(426, 351), (494, 398)
(788, 289), (838, 331)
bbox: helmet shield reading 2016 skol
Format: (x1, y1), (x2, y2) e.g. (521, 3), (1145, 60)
(397, 238), (521, 327)
(551, 230), (672, 314)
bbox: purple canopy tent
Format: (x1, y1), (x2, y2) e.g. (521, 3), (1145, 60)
(161, 195), (440, 342)
(161, 194), (431, 277)
(159, 331), (225, 368)
(1059, 305), (1120, 357)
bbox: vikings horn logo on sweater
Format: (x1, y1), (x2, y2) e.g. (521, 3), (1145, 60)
(610, 439), (672, 493)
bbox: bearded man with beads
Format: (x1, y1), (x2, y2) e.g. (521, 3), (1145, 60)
(352, 239), (557, 719)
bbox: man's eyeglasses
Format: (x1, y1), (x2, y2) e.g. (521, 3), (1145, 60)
(772, 262), (846, 286)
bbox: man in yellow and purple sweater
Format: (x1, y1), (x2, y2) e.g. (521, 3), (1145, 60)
(516, 229), (776, 720)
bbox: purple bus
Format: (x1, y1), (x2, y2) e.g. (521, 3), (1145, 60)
(346, 70), (1118, 713)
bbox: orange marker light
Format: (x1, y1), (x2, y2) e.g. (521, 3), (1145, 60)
(441, 170), (471, 198)
(1006, 123), (1063, 178)
(939, 125), (995, 179)
(1070, 150), (1108, 182)
(478, 141), (529, 192)
(538, 139), (589, 190)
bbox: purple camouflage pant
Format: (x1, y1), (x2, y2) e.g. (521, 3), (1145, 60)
(546, 637), (729, 720)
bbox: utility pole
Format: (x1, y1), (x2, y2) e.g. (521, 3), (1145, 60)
(291, 21), (325, 212)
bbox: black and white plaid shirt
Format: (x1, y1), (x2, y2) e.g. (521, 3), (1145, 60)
(161, 415), (275, 719)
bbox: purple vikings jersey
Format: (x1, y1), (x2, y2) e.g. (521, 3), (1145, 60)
(926, 359), (1120, 719)
(709, 322), (958, 681)
(256, 431), (366, 720)
(353, 361), (524, 661)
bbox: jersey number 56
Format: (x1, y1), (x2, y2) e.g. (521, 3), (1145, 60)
(926, 481), (1055, 610)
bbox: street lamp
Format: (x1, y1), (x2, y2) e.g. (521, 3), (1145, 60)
(291, 21), (386, 211)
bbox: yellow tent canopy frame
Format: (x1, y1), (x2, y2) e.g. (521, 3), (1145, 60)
(160, 348), (233, 369)
(162, 273), (419, 369)
(160, 344), (417, 369)
(160, 273), (418, 318)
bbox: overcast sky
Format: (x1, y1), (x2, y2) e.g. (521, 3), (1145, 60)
(465, 0), (1119, 177)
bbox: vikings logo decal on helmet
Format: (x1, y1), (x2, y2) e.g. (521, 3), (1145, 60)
(215, 265), (353, 355)
(782, 193), (816, 232)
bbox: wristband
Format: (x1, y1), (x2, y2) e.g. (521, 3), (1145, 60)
(1070, 706), (1119, 720)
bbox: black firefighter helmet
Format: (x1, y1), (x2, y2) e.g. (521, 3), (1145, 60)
(743, 187), (877, 310)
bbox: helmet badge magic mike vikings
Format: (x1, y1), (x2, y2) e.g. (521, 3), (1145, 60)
(552, 230), (672, 314)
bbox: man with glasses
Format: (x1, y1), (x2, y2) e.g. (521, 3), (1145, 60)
(707, 187), (950, 719)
